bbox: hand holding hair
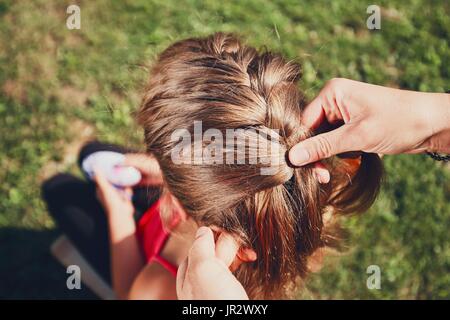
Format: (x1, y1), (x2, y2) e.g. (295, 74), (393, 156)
(289, 78), (450, 167)
(141, 34), (384, 298)
(176, 227), (249, 300)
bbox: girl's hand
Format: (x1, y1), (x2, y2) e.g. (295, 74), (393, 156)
(94, 169), (135, 218)
(124, 153), (164, 186)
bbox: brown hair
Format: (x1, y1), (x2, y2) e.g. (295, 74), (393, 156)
(137, 33), (382, 299)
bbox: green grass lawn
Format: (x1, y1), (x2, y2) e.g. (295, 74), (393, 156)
(0, 0), (449, 299)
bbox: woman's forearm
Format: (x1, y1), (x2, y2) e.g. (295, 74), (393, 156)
(290, 79), (450, 166)
(425, 93), (450, 153)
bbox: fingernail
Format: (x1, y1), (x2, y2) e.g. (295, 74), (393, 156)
(291, 147), (310, 166)
(316, 170), (330, 184)
(196, 226), (210, 238)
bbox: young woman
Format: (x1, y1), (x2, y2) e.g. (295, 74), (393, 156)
(42, 33), (382, 300)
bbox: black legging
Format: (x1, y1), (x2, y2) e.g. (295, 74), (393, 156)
(41, 141), (160, 284)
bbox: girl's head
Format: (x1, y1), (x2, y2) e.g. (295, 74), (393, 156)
(138, 33), (382, 299)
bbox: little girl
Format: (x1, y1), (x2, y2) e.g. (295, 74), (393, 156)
(43, 33), (382, 299)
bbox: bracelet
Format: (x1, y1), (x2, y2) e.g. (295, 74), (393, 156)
(427, 152), (450, 162)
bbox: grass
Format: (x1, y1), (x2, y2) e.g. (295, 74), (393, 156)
(0, 0), (449, 299)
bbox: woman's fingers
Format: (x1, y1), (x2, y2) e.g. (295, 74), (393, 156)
(312, 162), (331, 184)
(177, 227), (215, 299)
(289, 124), (358, 166)
(177, 226), (250, 300)
(296, 80), (352, 170)
(176, 258), (188, 296)
(301, 95), (327, 130)
(215, 232), (240, 268)
(188, 227), (216, 263)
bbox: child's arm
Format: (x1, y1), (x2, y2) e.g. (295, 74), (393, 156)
(94, 170), (145, 299)
(106, 205), (145, 299)
(128, 263), (177, 299)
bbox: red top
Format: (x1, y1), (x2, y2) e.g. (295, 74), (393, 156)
(136, 199), (178, 277)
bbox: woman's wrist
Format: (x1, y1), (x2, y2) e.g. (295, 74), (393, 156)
(418, 93), (450, 153)
(425, 93), (450, 134)
(400, 91), (449, 153)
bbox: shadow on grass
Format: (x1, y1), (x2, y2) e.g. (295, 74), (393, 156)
(0, 227), (96, 299)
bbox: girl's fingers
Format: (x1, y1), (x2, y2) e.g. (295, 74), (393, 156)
(94, 168), (134, 203)
(124, 187), (132, 196)
(124, 153), (159, 172)
(139, 175), (164, 187)
(120, 187), (133, 201)
(93, 168), (116, 198)
(123, 154), (145, 168)
(124, 153), (164, 186)
(93, 168), (107, 188)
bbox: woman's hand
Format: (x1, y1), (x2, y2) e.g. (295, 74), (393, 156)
(289, 78), (450, 167)
(94, 168), (134, 218)
(176, 227), (249, 300)
(124, 153), (164, 186)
